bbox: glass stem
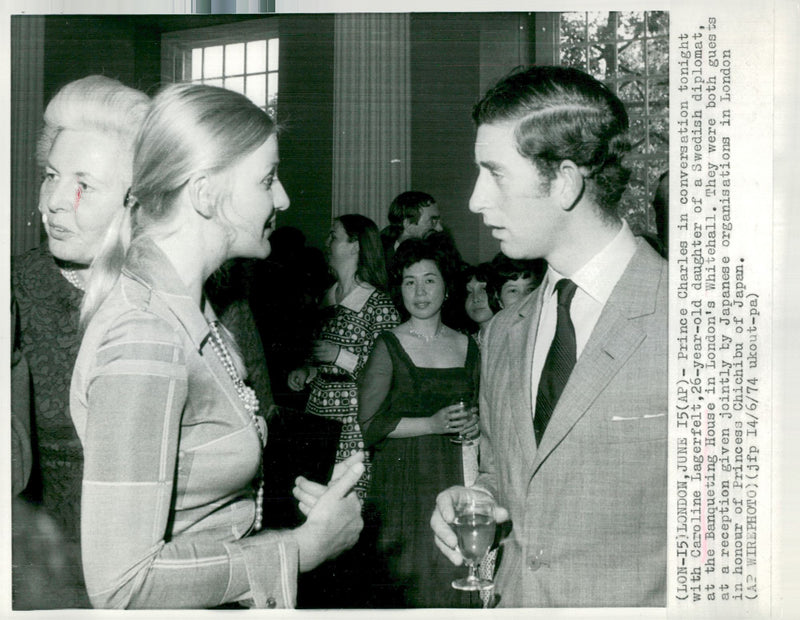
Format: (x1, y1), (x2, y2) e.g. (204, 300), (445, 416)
(468, 561), (479, 582)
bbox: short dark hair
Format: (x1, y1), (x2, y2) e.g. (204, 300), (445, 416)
(337, 214), (389, 290)
(487, 253), (546, 312)
(472, 65), (632, 214)
(389, 236), (461, 323)
(388, 191), (436, 227)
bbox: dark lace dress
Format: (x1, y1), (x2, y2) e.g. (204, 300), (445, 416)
(358, 331), (480, 608)
(12, 244), (89, 607)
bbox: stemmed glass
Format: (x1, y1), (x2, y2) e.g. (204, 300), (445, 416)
(451, 495), (496, 591)
(448, 399), (479, 446)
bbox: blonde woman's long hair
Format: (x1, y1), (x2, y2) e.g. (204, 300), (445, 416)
(80, 83), (277, 330)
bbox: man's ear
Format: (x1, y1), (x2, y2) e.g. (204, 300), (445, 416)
(556, 160), (586, 212)
(187, 174), (215, 219)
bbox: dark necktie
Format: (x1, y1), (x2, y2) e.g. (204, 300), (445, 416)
(534, 278), (578, 446)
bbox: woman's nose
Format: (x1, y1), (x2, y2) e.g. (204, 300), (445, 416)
(45, 179), (73, 213)
(273, 179), (290, 211)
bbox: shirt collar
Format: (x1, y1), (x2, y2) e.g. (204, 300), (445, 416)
(543, 219), (637, 305)
(122, 236), (216, 352)
(322, 281), (376, 312)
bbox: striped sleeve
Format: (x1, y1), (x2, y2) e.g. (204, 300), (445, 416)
(80, 310), (297, 608)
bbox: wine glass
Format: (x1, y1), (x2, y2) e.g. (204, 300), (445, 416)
(448, 399), (479, 445)
(451, 495), (496, 591)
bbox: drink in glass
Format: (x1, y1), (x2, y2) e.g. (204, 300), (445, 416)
(451, 495), (496, 591)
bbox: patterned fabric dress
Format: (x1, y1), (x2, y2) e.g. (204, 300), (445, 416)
(304, 283), (400, 500)
(11, 244), (90, 608)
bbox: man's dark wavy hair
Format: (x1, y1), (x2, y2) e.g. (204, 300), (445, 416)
(472, 65), (632, 216)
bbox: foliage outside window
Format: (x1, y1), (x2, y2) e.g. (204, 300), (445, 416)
(558, 11), (669, 235)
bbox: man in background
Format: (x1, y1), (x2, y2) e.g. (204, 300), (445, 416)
(380, 190), (443, 265)
(431, 65), (667, 607)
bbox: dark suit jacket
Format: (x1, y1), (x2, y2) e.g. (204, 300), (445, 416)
(475, 239), (668, 607)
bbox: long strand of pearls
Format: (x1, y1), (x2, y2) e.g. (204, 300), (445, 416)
(207, 321), (265, 531)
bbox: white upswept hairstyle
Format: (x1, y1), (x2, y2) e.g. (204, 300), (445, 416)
(36, 75), (150, 169)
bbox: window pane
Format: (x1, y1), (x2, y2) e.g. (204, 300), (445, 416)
(618, 40), (644, 76)
(226, 42), (245, 76)
(559, 45), (586, 70)
(267, 72), (279, 110)
(268, 38), (279, 72)
(246, 73), (266, 108)
(587, 12), (613, 43)
(648, 119), (669, 151)
(248, 40), (267, 73)
(560, 13), (586, 44)
(617, 12), (644, 40)
(587, 44), (608, 80)
(191, 48), (202, 80)
(226, 76), (245, 95)
(647, 11), (669, 36)
(205, 78), (223, 88)
(204, 45), (223, 78)
(648, 79), (669, 115)
(647, 38), (669, 75)
(629, 117), (647, 151)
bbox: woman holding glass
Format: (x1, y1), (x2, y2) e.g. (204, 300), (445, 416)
(70, 83), (364, 609)
(288, 214), (399, 502)
(357, 237), (480, 608)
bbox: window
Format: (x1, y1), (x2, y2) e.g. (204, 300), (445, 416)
(556, 11), (669, 235)
(162, 19), (279, 119)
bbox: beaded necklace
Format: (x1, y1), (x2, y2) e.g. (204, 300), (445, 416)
(207, 320), (265, 531)
(60, 267), (86, 291)
(408, 323), (442, 343)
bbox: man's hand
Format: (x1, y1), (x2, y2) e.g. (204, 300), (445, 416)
(431, 485), (509, 565)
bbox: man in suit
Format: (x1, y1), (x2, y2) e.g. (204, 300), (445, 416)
(431, 66), (667, 607)
(379, 191), (443, 266)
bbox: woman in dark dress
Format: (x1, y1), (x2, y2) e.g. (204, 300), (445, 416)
(358, 238), (480, 608)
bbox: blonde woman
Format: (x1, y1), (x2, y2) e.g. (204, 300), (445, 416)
(70, 84), (363, 609)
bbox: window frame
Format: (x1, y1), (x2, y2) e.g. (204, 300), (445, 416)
(535, 11), (669, 235)
(161, 18), (280, 117)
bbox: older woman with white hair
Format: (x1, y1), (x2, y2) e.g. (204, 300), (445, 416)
(70, 82), (364, 609)
(11, 75), (150, 607)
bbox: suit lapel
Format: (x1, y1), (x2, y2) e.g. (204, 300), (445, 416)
(529, 241), (664, 475)
(502, 287), (544, 472)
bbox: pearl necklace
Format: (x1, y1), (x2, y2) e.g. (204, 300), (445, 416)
(207, 320), (265, 531)
(408, 324), (443, 342)
(60, 267), (85, 291)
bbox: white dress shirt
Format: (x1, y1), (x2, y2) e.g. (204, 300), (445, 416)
(530, 219), (638, 419)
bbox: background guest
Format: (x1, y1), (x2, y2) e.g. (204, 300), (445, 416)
(288, 214), (400, 501)
(249, 226), (332, 412)
(379, 190), (442, 265)
(487, 253), (546, 311)
(70, 83), (364, 609)
(462, 262), (495, 347)
(358, 237), (479, 608)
